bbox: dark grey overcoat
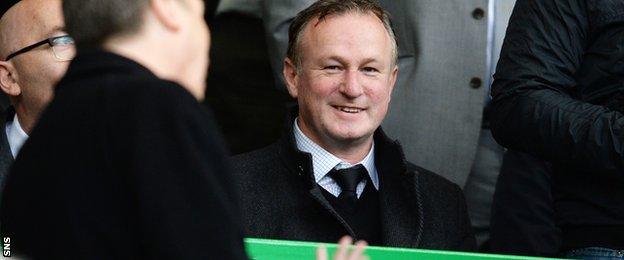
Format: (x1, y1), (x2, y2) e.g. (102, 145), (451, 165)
(231, 123), (476, 251)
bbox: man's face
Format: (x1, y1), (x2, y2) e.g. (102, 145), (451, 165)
(0, 0), (70, 130)
(287, 12), (397, 148)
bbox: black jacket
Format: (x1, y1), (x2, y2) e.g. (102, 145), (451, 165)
(231, 121), (476, 251)
(0, 107), (14, 202)
(489, 150), (560, 256)
(490, 0), (624, 173)
(0, 50), (247, 259)
(489, 0), (624, 250)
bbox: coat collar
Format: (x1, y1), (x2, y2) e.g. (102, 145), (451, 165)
(276, 109), (424, 247)
(0, 107), (15, 191)
(57, 48), (158, 92)
(0, 107), (15, 161)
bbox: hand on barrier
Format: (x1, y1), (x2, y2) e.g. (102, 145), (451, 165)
(317, 236), (368, 260)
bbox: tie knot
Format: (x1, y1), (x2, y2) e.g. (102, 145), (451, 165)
(329, 164), (367, 193)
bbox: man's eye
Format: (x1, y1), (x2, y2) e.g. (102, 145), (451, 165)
(323, 66), (341, 71)
(362, 67), (379, 73)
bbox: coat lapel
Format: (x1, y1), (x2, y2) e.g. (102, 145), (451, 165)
(0, 108), (15, 171)
(308, 186), (357, 238)
(276, 115), (357, 239)
(0, 107), (15, 202)
(378, 168), (422, 248)
(375, 130), (423, 248)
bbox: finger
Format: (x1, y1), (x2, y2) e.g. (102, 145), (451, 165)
(317, 244), (328, 260)
(348, 240), (368, 260)
(334, 236), (353, 260)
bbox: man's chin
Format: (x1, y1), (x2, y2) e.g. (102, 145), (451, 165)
(327, 129), (374, 146)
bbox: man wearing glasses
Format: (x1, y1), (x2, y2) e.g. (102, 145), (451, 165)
(0, 0), (75, 192)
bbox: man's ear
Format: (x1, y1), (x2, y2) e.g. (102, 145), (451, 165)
(389, 64), (398, 94)
(0, 61), (21, 97)
(283, 58), (299, 98)
(150, 0), (182, 32)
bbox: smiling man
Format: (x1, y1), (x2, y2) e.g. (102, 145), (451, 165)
(232, 0), (476, 251)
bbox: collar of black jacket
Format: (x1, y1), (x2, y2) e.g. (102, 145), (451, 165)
(1, 106), (15, 125)
(0, 106), (16, 161)
(57, 48), (158, 92)
(276, 107), (411, 184)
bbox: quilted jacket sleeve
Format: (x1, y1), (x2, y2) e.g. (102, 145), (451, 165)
(489, 0), (624, 173)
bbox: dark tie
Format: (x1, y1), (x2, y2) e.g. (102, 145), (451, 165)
(329, 164), (367, 205)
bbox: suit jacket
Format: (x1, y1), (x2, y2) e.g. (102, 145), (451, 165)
(231, 121), (476, 251)
(0, 107), (14, 202)
(263, 0), (516, 187)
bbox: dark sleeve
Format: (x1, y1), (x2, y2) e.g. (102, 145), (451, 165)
(489, 0), (624, 173)
(455, 187), (478, 252)
(489, 150), (561, 257)
(125, 83), (247, 260)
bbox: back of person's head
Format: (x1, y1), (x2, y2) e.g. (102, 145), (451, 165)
(63, 0), (149, 48)
(286, 0), (397, 70)
(62, 0), (211, 100)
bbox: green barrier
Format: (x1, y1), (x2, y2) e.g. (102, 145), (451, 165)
(245, 238), (564, 260)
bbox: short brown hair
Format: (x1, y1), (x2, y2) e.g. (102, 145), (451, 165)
(286, 0), (398, 70)
(63, 0), (150, 47)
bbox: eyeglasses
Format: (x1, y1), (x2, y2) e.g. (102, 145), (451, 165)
(4, 35), (76, 62)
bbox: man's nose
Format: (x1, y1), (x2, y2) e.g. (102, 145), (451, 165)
(339, 70), (364, 98)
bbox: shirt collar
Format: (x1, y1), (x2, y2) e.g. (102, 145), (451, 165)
(5, 114), (29, 158)
(293, 118), (379, 189)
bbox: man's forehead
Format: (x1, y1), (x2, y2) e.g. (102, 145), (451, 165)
(302, 12), (393, 55)
(305, 12), (389, 41)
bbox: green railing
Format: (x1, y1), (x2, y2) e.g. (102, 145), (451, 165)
(245, 238), (563, 260)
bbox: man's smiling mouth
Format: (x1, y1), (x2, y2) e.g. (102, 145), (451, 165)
(334, 106), (365, 113)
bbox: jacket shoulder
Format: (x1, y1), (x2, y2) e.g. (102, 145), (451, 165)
(229, 142), (290, 190)
(230, 142), (282, 174)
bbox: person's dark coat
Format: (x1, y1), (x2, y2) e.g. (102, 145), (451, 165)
(0, 50), (247, 260)
(231, 122), (476, 252)
(489, 0), (624, 252)
(489, 0), (624, 173)
(0, 107), (14, 203)
(489, 150), (560, 257)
